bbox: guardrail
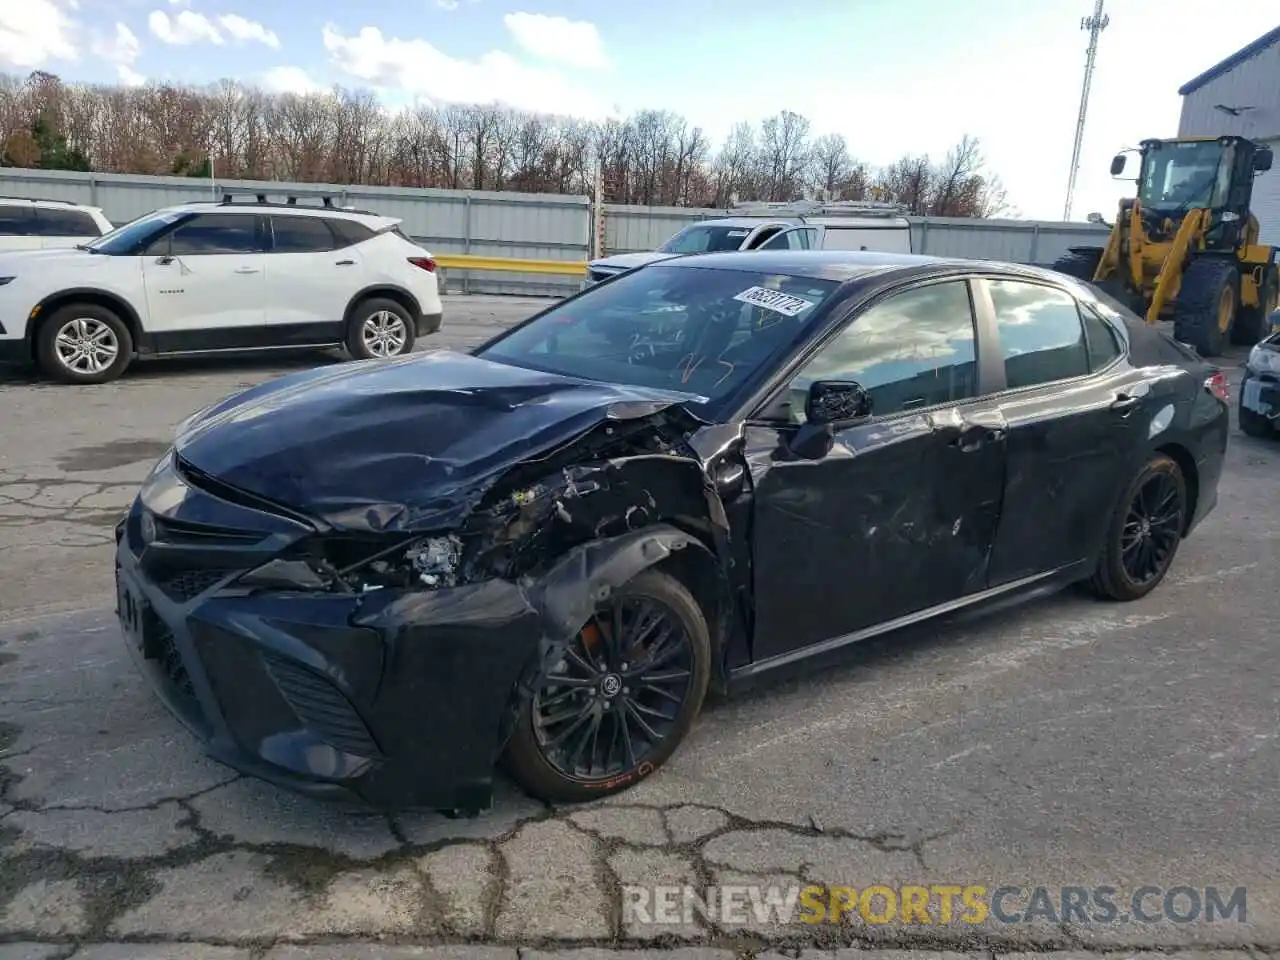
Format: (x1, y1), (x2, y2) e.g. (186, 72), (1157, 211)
(432, 254), (587, 276)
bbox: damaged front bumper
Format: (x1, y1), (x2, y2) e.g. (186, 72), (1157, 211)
(1240, 368), (1280, 424)
(114, 451), (706, 810)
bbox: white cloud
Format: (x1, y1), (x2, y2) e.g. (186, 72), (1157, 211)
(92, 22), (143, 84)
(262, 65), (324, 95)
(118, 63), (145, 85)
(436, 0), (459, 8)
(502, 12), (607, 69)
(218, 13), (279, 49)
(147, 8), (222, 45)
(0, 0), (78, 67)
(321, 24), (608, 117)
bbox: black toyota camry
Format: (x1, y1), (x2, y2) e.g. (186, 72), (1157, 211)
(114, 250), (1230, 812)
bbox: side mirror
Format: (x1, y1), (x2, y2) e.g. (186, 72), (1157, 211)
(1254, 148), (1273, 172)
(806, 379), (871, 425)
(1109, 154), (1127, 176)
(154, 255), (174, 265)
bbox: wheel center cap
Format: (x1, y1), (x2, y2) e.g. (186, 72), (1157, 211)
(600, 674), (623, 698)
(1140, 518), (1151, 537)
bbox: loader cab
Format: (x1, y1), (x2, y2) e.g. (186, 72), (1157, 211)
(1116, 137), (1273, 246)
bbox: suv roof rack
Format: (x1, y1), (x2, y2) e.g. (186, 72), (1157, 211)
(198, 188), (380, 217)
(726, 199), (908, 218)
(0, 195), (79, 206)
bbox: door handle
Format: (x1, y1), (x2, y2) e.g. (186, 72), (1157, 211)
(234, 267), (260, 275)
(950, 426), (1004, 453)
(335, 259), (355, 266)
(1110, 393), (1143, 414)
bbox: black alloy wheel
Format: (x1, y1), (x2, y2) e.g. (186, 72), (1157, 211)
(505, 569), (710, 802)
(1086, 453), (1187, 601)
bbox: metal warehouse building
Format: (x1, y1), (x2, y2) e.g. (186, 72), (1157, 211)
(1177, 24), (1280, 245)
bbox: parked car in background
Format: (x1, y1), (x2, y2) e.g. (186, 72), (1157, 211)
(114, 249), (1227, 813)
(582, 200), (912, 287)
(0, 197), (113, 252)
(1240, 325), (1280, 438)
(0, 191), (442, 384)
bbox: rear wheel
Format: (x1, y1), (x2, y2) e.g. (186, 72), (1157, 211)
(1051, 248), (1104, 281)
(345, 297), (416, 361)
(1233, 264), (1278, 345)
(1173, 257), (1238, 357)
(504, 569), (711, 803)
(1085, 454), (1187, 602)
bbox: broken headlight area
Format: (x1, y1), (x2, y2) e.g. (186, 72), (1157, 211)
(236, 533), (467, 594)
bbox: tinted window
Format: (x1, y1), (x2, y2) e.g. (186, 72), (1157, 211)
(330, 218), (376, 248)
(1081, 304), (1122, 370)
(658, 225), (754, 253)
(162, 214), (260, 255)
(271, 215), (337, 253)
(35, 207), (100, 236)
(988, 280), (1089, 388)
(0, 204), (35, 236)
(478, 264), (840, 411)
(787, 280), (978, 422)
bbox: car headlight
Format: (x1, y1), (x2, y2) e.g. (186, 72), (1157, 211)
(1247, 344), (1280, 374)
(238, 534), (465, 593)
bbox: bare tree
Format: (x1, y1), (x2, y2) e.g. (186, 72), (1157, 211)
(0, 70), (1011, 217)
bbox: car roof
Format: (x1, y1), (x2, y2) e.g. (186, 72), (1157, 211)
(692, 217), (802, 228)
(160, 200), (400, 231)
(0, 196), (106, 214)
(654, 249), (1078, 285)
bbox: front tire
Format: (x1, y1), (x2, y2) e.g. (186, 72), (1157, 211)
(1086, 454), (1188, 601)
(1173, 257), (1239, 357)
(345, 298), (416, 361)
(35, 304), (133, 384)
(504, 568), (711, 803)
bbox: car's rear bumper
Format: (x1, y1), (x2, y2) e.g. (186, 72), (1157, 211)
(417, 311), (442, 337)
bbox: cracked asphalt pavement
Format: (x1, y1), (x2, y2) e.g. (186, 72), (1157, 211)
(1, 296), (1278, 958)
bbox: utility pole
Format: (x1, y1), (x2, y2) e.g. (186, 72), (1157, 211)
(1064, 0), (1109, 221)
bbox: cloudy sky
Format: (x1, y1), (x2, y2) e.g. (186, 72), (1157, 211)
(1, 0), (1276, 219)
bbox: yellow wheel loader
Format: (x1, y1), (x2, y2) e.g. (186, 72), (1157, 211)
(1053, 135), (1278, 357)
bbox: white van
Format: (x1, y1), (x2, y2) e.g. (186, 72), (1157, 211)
(583, 200), (913, 287)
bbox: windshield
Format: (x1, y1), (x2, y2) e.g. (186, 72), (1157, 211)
(1138, 140), (1233, 210)
(476, 265), (841, 414)
(85, 209), (188, 254)
(658, 224), (755, 254)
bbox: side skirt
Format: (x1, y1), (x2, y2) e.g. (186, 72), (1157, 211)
(728, 560), (1091, 685)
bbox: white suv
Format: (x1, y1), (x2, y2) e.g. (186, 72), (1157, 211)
(0, 197), (114, 251)
(0, 196), (443, 384)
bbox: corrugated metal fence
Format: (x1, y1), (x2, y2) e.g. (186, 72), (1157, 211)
(0, 167), (1108, 296)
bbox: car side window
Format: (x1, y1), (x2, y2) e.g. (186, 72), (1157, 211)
(786, 280), (979, 423)
(988, 279), (1090, 388)
(34, 208), (99, 237)
(1080, 303), (1123, 370)
(328, 218), (376, 248)
(161, 214), (260, 256)
(0, 204), (35, 235)
(272, 215), (337, 253)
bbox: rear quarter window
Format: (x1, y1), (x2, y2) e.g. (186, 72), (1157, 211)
(34, 207), (100, 237)
(328, 218), (377, 248)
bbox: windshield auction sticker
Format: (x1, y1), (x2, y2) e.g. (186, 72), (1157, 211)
(733, 286), (815, 317)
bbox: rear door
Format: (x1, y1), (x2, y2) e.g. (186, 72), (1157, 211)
(818, 224), (913, 253)
(0, 203), (39, 251)
(977, 276), (1156, 584)
(264, 214), (366, 339)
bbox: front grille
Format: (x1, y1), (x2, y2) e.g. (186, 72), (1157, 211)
(157, 568), (240, 603)
(262, 653), (381, 758)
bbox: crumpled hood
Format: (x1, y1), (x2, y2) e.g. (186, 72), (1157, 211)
(174, 350), (698, 533)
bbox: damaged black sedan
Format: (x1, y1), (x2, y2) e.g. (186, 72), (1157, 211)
(114, 250), (1229, 812)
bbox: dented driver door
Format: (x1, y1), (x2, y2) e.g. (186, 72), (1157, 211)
(743, 278), (1008, 664)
